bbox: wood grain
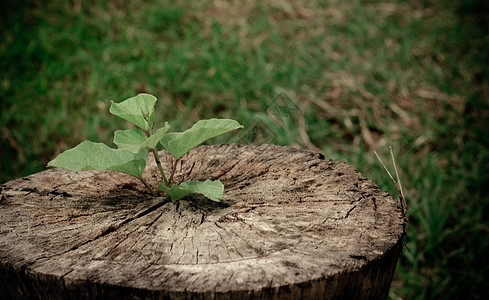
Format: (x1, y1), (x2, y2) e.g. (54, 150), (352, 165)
(0, 144), (406, 299)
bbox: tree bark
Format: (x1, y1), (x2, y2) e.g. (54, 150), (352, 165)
(0, 144), (406, 299)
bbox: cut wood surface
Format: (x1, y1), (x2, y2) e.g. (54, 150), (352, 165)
(0, 144), (406, 299)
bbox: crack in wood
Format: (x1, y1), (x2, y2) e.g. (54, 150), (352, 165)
(103, 229), (137, 260)
(372, 197), (378, 211)
(228, 227), (265, 256)
(215, 160), (240, 179)
(0, 186), (4, 204)
(63, 199), (169, 254)
(145, 211), (165, 229)
(345, 205), (357, 219)
(213, 225), (231, 260)
(48, 190), (73, 197)
(20, 186), (38, 195)
(349, 254), (367, 261)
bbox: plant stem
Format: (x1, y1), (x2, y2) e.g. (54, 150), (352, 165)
(152, 148), (168, 186)
(168, 157), (180, 187)
(144, 129), (169, 187)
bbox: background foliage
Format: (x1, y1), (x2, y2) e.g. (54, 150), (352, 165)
(1, 0), (488, 298)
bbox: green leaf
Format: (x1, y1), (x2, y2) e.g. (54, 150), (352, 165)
(157, 184), (190, 201)
(141, 123), (171, 149)
(158, 180), (224, 201)
(114, 122), (171, 153)
(47, 140), (148, 178)
(161, 119), (243, 159)
(109, 93), (157, 130)
(113, 129), (147, 153)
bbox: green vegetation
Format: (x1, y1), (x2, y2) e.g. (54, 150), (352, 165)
(47, 93), (242, 200)
(1, 0), (488, 298)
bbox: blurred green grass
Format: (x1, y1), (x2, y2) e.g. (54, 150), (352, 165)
(1, 0), (488, 298)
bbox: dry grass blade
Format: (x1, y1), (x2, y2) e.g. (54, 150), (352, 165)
(372, 147), (406, 215)
(390, 146), (407, 214)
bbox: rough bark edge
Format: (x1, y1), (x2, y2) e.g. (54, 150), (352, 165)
(0, 235), (404, 300)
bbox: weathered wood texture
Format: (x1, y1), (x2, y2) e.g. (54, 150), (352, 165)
(0, 144), (406, 299)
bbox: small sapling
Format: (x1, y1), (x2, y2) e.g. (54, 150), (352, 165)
(47, 93), (243, 201)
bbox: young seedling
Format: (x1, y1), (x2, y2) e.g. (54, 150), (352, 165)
(47, 93), (243, 201)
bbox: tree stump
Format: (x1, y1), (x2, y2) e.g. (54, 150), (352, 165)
(0, 144), (406, 299)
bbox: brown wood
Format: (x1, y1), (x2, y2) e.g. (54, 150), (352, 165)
(0, 144), (406, 299)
